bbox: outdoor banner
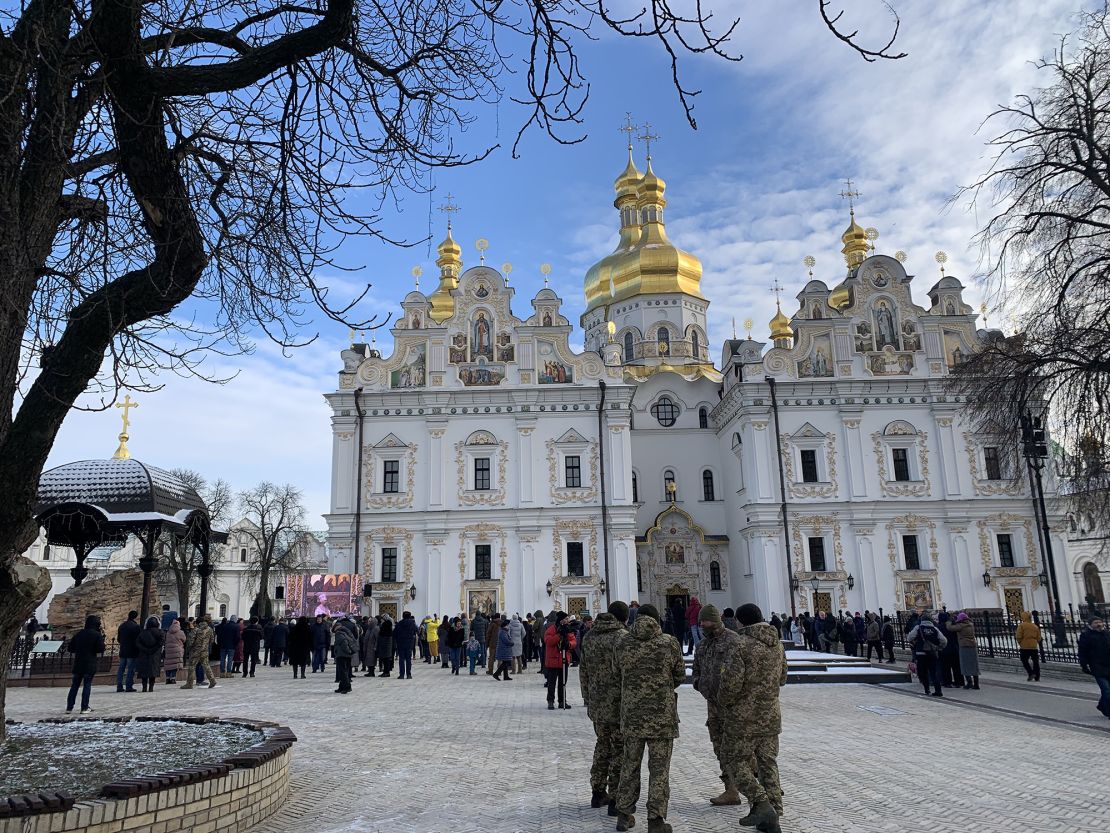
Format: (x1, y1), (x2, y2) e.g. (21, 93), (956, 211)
(286, 573), (362, 617)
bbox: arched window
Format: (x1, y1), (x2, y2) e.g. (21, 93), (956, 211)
(710, 560), (722, 591)
(651, 396), (679, 427)
(663, 469), (677, 500)
(657, 327), (670, 354)
(624, 331), (635, 362)
(1084, 562), (1105, 604)
(219, 603), (227, 618)
(691, 330), (701, 359)
(699, 407), (709, 429)
(702, 470), (715, 501)
(632, 472), (639, 503)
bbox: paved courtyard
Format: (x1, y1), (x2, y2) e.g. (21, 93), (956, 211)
(7, 666), (1109, 833)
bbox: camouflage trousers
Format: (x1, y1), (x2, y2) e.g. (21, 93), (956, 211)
(590, 720), (622, 796)
(184, 655), (213, 686)
(615, 736), (673, 820)
(705, 703), (735, 790)
(720, 728), (781, 813)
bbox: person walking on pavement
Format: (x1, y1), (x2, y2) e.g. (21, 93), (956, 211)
(332, 619), (357, 693)
(943, 612), (981, 689)
(182, 616), (217, 689)
(115, 610), (141, 692)
(269, 618), (288, 667)
(881, 616), (896, 663)
(685, 596), (702, 655)
(377, 614), (395, 677)
(1015, 611), (1042, 681)
(215, 615), (240, 678)
(906, 610), (947, 696)
(446, 618), (465, 674)
(716, 604), (788, 832)
(543, 611), (577, 707)
(691, 604), (743, 808)
(486, 614), (502, 675)
(614, 604), (685, 833)
(493, 618), (515, 680)
(579, 601), (629, 816)
(1078, 614), (1110, 719)
(471, 610), (489, 667)
(310, 614), (331, 673)
(425, 614), (440, 665)
(361, 616), (380, 676)
(864, 613), (884, 662)
(509, 614), (525, 674)
(287, 616), (313, 679)
(66, 615), (105, 713)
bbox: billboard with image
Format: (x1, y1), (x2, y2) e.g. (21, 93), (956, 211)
(286, 573), (361, 617)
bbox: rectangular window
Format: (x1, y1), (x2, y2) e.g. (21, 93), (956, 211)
(632, 474), (639, 503)
(475, 544), (492, 580)
(383, 459), (400, 493)
(41, 545), (50, 561)
(381, 547), (398, 583)
(567, 542), (585, 577)
(902, 535), (921, 571)
(702, 470), (715, 501)
(474, 457), (491, 490)
(997, 534), (1015, 568)
(808, 537), (826, 572)
(240, 547), (247, 563)
(565, 455), (582, 488)
(984, 446), (1002, 480)
(800, 449), (819, 483)
(892, 447), (911, 482)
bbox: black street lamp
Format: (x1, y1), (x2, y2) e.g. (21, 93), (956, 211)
(982, 569), (992, 587)
(1021, 412), (1069, 647)
(846, 573), (855, 590)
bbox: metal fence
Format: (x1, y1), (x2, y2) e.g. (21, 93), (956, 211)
(6, 635), (120, 678)
(891, 609), (1088, 665)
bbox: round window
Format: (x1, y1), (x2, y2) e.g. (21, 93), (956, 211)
(651, 396), (679, 427)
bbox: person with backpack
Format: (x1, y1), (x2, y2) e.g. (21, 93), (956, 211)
(906, 610), (947, 696)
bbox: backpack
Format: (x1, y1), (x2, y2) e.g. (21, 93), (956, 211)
(916, 622), (942, 654)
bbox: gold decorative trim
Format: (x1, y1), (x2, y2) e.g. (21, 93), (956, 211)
(364, 526), (415, 589)
(550, 520), (601, 612)
(872, 428), (930, 497)
(977, 513), (1038, 582)
(455, 439), (509, 505)
(365, 443), (417, 509)
(780, 430), (838, 499)
(546, 438), (600, 504)
(457, 522), (508, 612)
(963, 432), (1023, 496)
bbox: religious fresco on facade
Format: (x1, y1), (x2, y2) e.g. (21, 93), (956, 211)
(537, 340), (573, 384)
(542, 310), (553, 327)
(854, 321), (873, 353)
(287, 573), (361, 618)
(472, 311), (494, 359)
(901, 319), (922, 351)
(410, 312), (422, 329)
(449, 333), (468, 364)
(664, 542), (686, 564)
(496, 332), (515, 363)
(468, 589), (498, 616)
(873, 301), (900, 350)
(797, 334), (833, 378)
(390, 344), (426, 388)
(868, 350), (914, 376)
(901, 580), (934, 611)
(459, 363), (505, 386)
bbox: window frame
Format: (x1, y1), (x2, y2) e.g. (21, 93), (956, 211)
(566, 541), (585, 577)
(891, 446), (912, 482)
(984, 446), (1003, 481)
(565, 455), (582, 489)
(383, 459), (400, 493)
(699, 407), (709, 429)
(239, 546), (248, 563)
(473, 456), (492, 491)
(624, 331), (635, 362)
(663, 469), (678, 501)
(997, 533), (1015, 568)
(381, 546), (398, 583)
(710, 560), (722, 591)
(702, 469), (715, 501)
(902, 534), (921, 571)
(474, 544), (492, 580)
(651, 396), (679, 427)
(800, 448), (820, 483)
(808, 536), (827, 572)
(631, 471), (639, 503)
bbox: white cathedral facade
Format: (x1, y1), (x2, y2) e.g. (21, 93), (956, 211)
(323, 149), (1092, 621)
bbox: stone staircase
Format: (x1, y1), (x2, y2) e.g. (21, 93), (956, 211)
(682, 644), (911, 686)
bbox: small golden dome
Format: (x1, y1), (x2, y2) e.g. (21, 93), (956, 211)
(841, 210), (869, 268)
(429, 226), (462, 322)
(828, 280), (851, 311)
(614, 147), (642, 199)
(637, 159), (666, 208)
(769, 304), (792, 341)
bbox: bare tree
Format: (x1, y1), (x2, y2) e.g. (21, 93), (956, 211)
(954, 6), (1110, 527)
(237, 483), (311, 618)
(0, 0), (903, 734)
(159, 469), (234, 614)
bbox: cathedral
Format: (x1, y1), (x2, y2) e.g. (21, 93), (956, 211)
(323, 147), (1087, 622)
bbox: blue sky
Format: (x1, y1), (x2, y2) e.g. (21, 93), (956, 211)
(46, 0), (1090, 524)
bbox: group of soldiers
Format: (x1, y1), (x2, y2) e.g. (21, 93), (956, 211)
(579, 600), (786, 833)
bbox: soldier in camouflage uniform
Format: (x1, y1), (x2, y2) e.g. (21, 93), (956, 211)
(717, 603), (788, 833)
(690, 604), (742, 806)
(614, 604), (685, 833)
(580, 601), (630, 814)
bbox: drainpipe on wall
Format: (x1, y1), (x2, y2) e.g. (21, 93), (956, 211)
(353, 387), (365, 575)
(766, 376), (796, 618)
(598, 380), (611, 605)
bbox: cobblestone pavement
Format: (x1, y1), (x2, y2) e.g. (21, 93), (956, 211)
(8, 665), (1110, 833)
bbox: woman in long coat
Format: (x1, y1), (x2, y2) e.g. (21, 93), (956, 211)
(163, 619), (186, 685)
(361, 617), (380, 677)
(135, 616), (164, 692)
(377, 615), (395, 677)
(509, 614), (524, 674)
(287, 617), (313, 679)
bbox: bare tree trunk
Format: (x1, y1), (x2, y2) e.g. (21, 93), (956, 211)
(0, 557), (52, 742)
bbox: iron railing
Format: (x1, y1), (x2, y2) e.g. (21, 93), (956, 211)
(891, 609), (1086, 665)
(7, 635), (120, 678)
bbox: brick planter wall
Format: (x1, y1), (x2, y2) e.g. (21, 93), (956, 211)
(0, 718), (295, 833)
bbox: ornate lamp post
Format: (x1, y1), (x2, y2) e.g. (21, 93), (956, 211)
(1021, 412), (1069, 647)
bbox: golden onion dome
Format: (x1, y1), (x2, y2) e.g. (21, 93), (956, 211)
(614, 146), (642, 199)
(428, 226), (462, 322)
(584, 150), (645, 310)
(828, 279), (851, 311)
(841, 210), (869, 268)
(769, 304), (793, 341)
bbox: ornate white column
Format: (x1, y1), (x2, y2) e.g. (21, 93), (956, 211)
(842, 416), (867, 499)
(517, 419), (536, 505)
(752, 420), (774, 501)
(427, 421), (446, 508)
(935, 414), (962, 497)
(948, 526), (971, 609)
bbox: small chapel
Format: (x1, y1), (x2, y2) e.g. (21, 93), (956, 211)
(323, 146), (1080, 621)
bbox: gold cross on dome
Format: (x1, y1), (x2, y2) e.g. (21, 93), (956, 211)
(638, 122), (660, 159)
(619, 113), (639, 149)
(438, 193), (461, 229)
(116, 394), (138, 434)
(839, 179), (860, 212)
(771, 277), (784, 306)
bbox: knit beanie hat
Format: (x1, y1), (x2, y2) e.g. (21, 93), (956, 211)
(637, 604), (661, 623)
(736, 603), (764, 626)
(607, 601), (630, 623)
(699, 604), (722, 625)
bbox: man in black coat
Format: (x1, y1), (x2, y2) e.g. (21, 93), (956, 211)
(311, 614), (331, 673)
(393, 612), (418, 679)
(269, 619), (289, 667)
(241, 617), (264, 678)
(1078, 615), (1110, 719)
(67, 615), (106, 713)
(115, 610), (140, 692)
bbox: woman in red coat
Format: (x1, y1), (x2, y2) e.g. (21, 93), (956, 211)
(543, 611), (577, 709)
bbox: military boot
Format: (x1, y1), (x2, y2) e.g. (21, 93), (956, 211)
(615, 812), (635, 831)
(607, 799), (619, 817)
(710, 786), (742, 806)
(646, 817), (672, 833)
(591, 790), (607, 809)
(737, 800), (779, 833)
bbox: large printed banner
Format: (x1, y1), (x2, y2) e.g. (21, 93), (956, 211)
(287, 573), (361, 618)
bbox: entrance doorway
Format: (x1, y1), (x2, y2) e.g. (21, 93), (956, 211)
(378, 602), (399, 620)
(1003, 588), (1025, 618)
(812, 592), (832, 614)
(566, 596), (589, 617)
(665, 593), (689, 611)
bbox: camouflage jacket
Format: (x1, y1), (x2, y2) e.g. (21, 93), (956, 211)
(691, 627), (740, 704)
(718, 622), (788, 735)
(579, 613), (628, 725)
(188, 623), (214, 661)
(618, 615), (686, 739)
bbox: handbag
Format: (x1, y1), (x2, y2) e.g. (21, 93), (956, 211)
(907, 660), (918, 676)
